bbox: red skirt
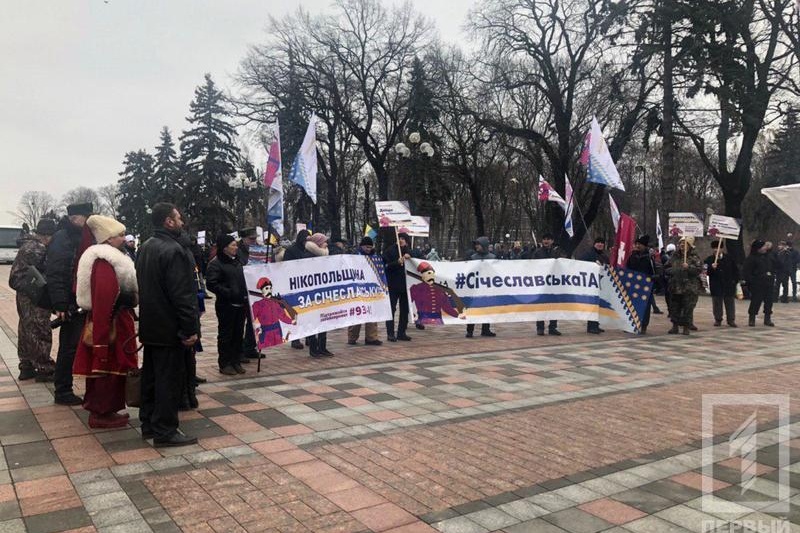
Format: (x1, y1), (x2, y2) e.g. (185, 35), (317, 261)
(73, 309), (138, 377)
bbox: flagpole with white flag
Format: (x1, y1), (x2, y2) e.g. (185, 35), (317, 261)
(609, 195), (621, 232)
(581, 116), (625, 191)
(656, 210), (664, 250)
(287, 114), (319, 204)
(563, 175), (575, 238)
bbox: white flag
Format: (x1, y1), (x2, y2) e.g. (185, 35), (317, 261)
(564, 175), (575, 238)
(656, 210), (664, 250)
(609, 195), (621, 232)
(288, 114), (319, 204)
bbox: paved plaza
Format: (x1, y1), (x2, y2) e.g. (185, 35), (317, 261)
(0, 264), (799, 533)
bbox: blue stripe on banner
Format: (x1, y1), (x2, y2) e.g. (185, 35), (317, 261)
(282, 282), (384, 306)
(462, 294), (609, 308)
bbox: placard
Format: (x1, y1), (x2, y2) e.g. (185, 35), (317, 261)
(707, 214), (741, 240)
(667, 212), (704, 238)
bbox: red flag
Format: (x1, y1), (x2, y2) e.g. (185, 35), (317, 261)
(611, 213), (636, 267)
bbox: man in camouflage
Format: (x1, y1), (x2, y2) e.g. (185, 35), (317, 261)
(666, 236), (703, 335)
(8, 219), (57, 381)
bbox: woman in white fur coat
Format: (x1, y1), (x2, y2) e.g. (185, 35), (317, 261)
(74, 215), (139, 429)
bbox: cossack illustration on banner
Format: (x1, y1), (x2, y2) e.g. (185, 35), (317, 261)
(243, 255), (392, 348)
(404, 259), (651, 333)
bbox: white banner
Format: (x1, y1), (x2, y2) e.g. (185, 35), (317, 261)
(668, 212), (704, 239)
(707, 214), (741, 240)
(401, 216), (430, 237)
(243, 255), (391, 350)
(404, 259), (652, 333)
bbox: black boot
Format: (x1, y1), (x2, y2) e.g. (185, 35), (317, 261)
(18, 363), (36, 381)
(386, 320), (396, 342)
(668, 323), (679, 334)
(764, 314), (775, 327)
(748, 315), (756, 327)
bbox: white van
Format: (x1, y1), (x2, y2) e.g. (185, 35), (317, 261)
(0, 226), (24, 264)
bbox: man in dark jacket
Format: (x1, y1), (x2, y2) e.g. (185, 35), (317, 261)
(626, 235), (656, 333)
(46, 203), (93, 405)
(528, 233), (563, 336)
(775, 241), (794, 303)
(743, 239), (776, 327)
(9, 219), (57, 381)
(704, 240), (739, 327)
(466, 236), (497, 338)
(136, 203), (199, 447)
(236, 228), (261, 362)
(207, 234), (248, 375)
(580, 237), (609, 334)
(787, 237), (799, 301)
(282, 230), (310, 349)
(348, 237), (383, 346)
(383, 232), (412, 342)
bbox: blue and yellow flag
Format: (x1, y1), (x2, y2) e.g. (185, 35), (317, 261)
(364, 224), (378, 239)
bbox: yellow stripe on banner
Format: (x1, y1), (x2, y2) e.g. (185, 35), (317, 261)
(295, 295), (387, 315)
(465, 303), (618, 318)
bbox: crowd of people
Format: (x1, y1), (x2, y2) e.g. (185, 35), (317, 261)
(7, 201), (798, 447)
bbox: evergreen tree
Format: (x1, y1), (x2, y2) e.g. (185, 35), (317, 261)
(117, 149), (156, 238)
(153, 126), (180, 204)
(179, 74), (241, 234)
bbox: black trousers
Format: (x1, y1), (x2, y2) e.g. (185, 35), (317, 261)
(385, 286), (408, 337)
(712, 295), (736, 323)
(748, 284), (774, 317)
(536, 320), (558, 332)
(467, 323), (492, 334)
(791, 272), (798, 297)
(140, 345), (186, 439)
(776, 276), (790, 301)
(242, 311), (258, 356)
(215, 302), (246, 369)
(54, 315), (83, 399)
(307, 332), (327, 353)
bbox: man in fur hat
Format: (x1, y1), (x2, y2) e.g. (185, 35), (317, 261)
(9, 219), (57, 381)
(47, 202), (93, 405)
(74, 215), (138, 429)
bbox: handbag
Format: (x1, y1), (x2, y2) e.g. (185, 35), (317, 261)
(81, 319), (117, 346)
(125, 368), (141, 407)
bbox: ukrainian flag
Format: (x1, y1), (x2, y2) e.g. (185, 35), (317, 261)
(364, 224), (378, 239)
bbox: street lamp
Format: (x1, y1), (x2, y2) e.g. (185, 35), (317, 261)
(635, 165), (647, 235)
(227, 169), (258, 190)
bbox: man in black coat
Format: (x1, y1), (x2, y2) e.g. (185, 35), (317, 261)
(527, 233), (564, 336)
(236, 228), (261, 362)
(704, 240), (739, 327)
(383, 232), (412, 342)
(626, 235), (656, 333)
(742, 239), (775, 327)
(208, 234), (249, 375)
(465, 236), (497, 338)
(136, 203), (199, 447)
(46, 202), (93, 405)
(580, 237), (609, 334)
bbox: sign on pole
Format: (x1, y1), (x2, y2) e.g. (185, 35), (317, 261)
(707, 215), (741, 240)
(197, 231), (206, 246)
(401, 216), (430, 237)
(667, 213), (704, 239)
(375, 201), (413, 227)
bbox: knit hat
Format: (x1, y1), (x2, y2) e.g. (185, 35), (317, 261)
(239, 227), (257, 238)
(256, 277), (272, 290)
(417, 261), (434, 273)
(541, 233), (554, 240)
(397, 232), (410, 242)
(308, 233), (328, 248)
(636, 235), (650, 246)
(216, 233), (236, 252)
(359, 236), (374, 247)
(679, 236), (695, 248)
(67, 203), (93, 217)
(594, 237), (606, 244)
(124, 234), (135, 243)
(751, 239), (766, 251)
(86, 215), (125, 244)
(666, 243), (676, 252)
(35, 219), (57, 236)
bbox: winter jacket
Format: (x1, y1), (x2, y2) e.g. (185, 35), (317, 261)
(704, 253), (739, 297)
(775, 249), (794, 278)
(383, 243), (410, 289)
(742, 252), (776, 289)
(579, 247), (610, 265)
(206, 253), (248, 305)
(469, 237), (496, 260)
(45, 218), (84, 312)
(626, 250), (655, 277)
(529, 245), (565, 260)
(665, 250), (702, 295)
(237, 241), (251, 265)
(136, 229), (199, 346)
(9, 236), (47, 292)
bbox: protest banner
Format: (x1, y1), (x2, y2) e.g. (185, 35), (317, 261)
(707, 214), (741, 240)
(243, 255), (392, 349)
(375, 201), (413, 227)
(404, 259), (651, 333)
(197, 230), (206, 246)
(667, 212), (704, 239)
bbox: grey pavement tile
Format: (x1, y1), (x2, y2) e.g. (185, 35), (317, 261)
(23, 507), (92, 533)
(70, 467), (115, 485)
(654, 504), (722, 533)
(8, 462), (65, 482)
(75, 479), (123, 498)
(683, 496), (752, 520)
(640, 480), (702, 504)
(140, 507), (173, 526)
(526, 493), (578, 513)
(611, 488), (678, 515)
(82, 491), (132, 513)
(541, 508), (614, 533)
(463, 508), (518, 530)
(504, 518), (569, 533)
(432, 516), (490, 533)
(498, 500), (550, 521)
(623, 516), (693, 533)
(550, 485), (603, 504)
(578, 477), (629, 496)
(0, 518), (25, 533)
(99, 519), (154, 533)
(0, 501), (21, 521)
(111, 462), (154, 478)
(90, 505), (144, 528)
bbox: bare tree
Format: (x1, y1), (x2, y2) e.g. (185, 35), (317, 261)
(61, 187), (101, 212)
(97, 184), (120, 217)
(13, 191), (56, 229)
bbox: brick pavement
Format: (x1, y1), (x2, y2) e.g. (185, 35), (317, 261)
(0, 264), (799, 532)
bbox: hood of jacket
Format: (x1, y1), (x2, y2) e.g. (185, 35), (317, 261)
(305, 241), (329, 257)
(473, 236), (491, 252)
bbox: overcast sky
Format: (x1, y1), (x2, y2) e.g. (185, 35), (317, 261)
(0, 0), (474, 225)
